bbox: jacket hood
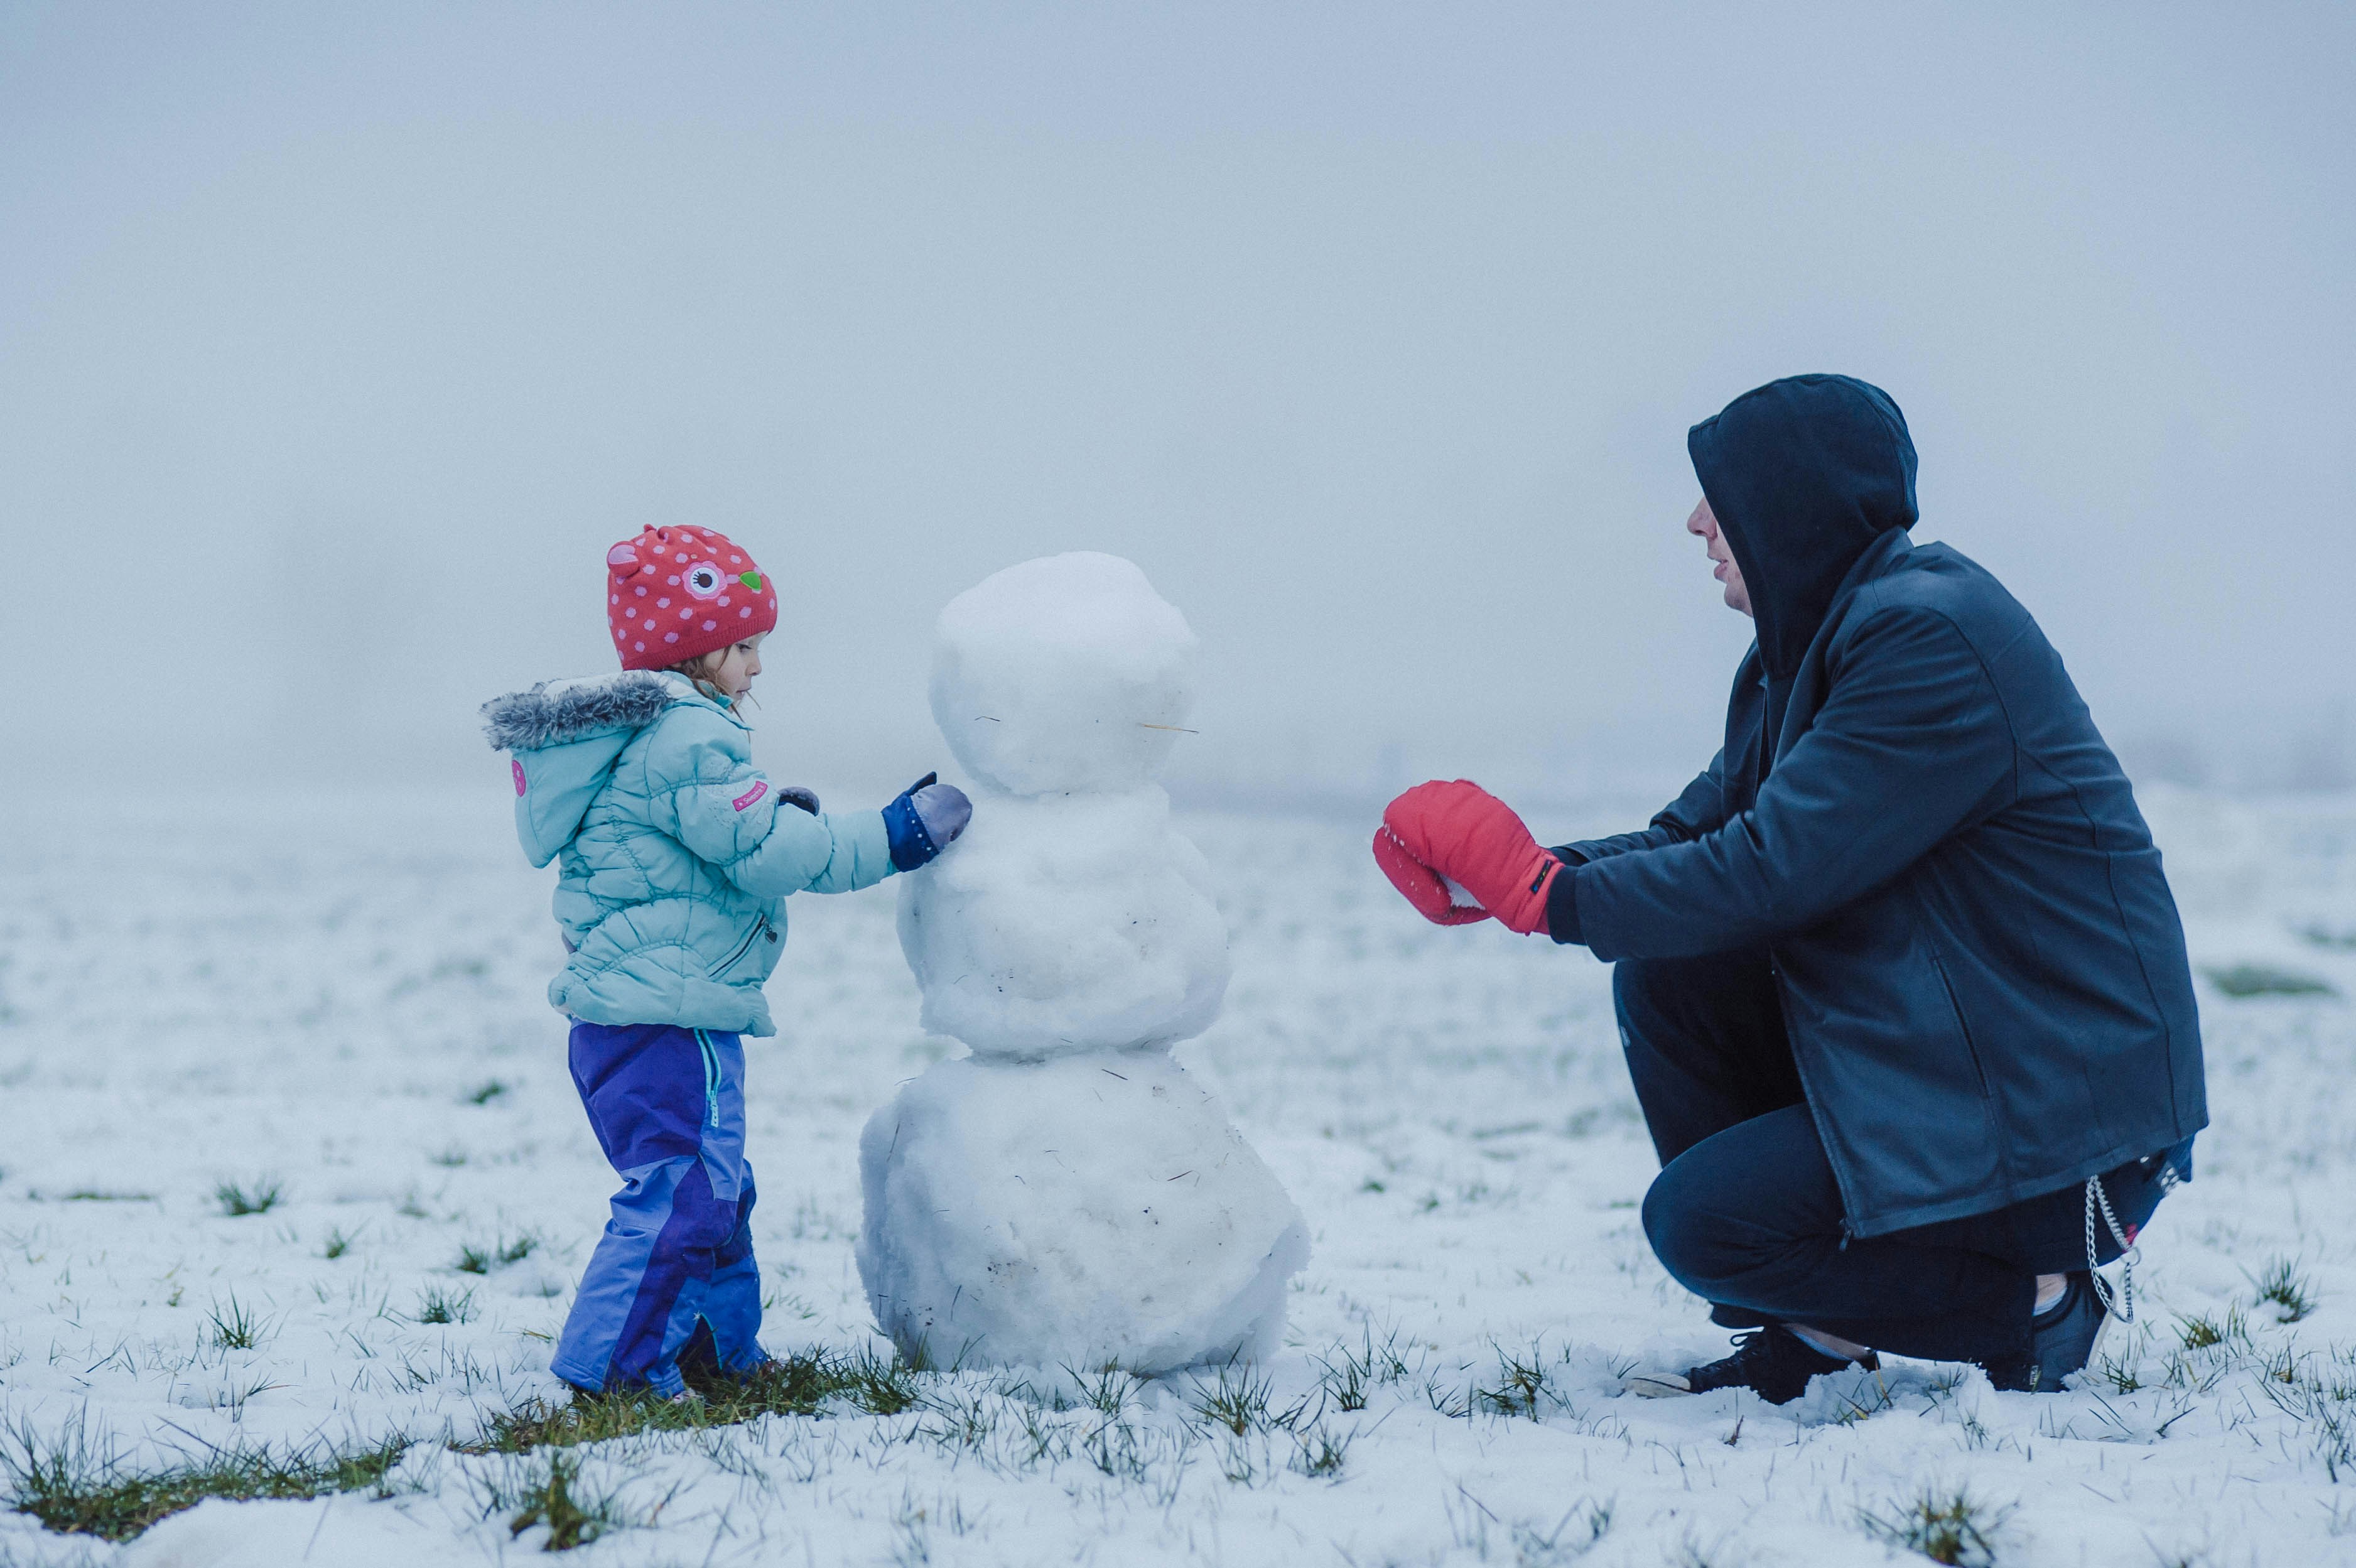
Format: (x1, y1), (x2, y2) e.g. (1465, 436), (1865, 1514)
(482, 672), (676, 752)
(483, 673), (681, 868)
(1689, 374), (1918, 679)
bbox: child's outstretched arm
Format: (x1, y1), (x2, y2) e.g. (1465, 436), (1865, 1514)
(649, 719), (964, 897)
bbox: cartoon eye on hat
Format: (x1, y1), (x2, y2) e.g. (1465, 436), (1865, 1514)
(684, 561), (727, 600)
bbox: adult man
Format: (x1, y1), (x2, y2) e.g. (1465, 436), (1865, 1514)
(1375, 374), (2205, 1400)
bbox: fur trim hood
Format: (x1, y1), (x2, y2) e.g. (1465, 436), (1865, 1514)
(482, 673), (678, 753)
(487, 673), (698, 869)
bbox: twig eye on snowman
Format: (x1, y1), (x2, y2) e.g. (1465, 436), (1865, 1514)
(856, 553), (1309, 1385)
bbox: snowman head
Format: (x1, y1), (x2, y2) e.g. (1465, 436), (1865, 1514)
(931, 553), (1198, 796)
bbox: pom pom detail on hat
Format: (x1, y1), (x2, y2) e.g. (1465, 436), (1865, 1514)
(604, 526), (777, 671)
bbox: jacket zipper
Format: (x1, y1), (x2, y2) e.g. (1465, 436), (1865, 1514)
(708, 922), (764, 980)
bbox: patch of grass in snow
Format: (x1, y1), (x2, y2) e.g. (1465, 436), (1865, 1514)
(2139, 1311), (2284, 1398)
(460, 1348), (922, 1455)
(413, 1285), (477, 1325)
(212, 1177), (281, 1216)
(2202, 963), (2337, 998)
(1453, 1486), (1616, 1560)
(2086, 1346), (2145, 1395)
(1826, 1370), (1898, 1425)
(1506, 1498), (1614, 1564)
(1310, 1323), (1414, 1412)
(848, 1348), (927, 1414)
(1067, 1363), (1141, 1420)
(58, 1191), (152, 1203)
(2179, 1304), (2252, 1352)
(322, 1225), (355, 1260)
(1087, 1413), (1197, 1496)
(1857, 1484), (2013, 1567)
(914, 1390), (1002, 1454)
(1471, 1340), (1557, 1419)
(203, 1295), (273, 1352)
(465, 1079), (510, 1105)
(1189, 1363), (1276, 1436)
(2251, 1255), (2320, 1322)
(1667, 1532), (1737, 1568)
(387, 1343), (498, 1396)
(2259, 1344), (2356, 1481)
(1286, 1417), (1353, 1479)
(479, 1449), (651, 1551)
(455, 1231), (540, 1275)
(0, 1416), (411, 1543)
(2301, 1398), (2356, 1484)
(891, 1491), (983, 1565)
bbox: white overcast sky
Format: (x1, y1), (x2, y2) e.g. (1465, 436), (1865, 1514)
(3, 3), (2349, 808)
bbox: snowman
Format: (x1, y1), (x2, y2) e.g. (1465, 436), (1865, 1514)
(855, 553), (1309, 1376)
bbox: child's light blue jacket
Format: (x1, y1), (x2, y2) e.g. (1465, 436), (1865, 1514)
(484, 672), (897, 1037)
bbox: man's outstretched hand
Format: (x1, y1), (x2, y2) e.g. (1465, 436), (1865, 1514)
(1373, 780), (1560, 936)
(1372, 822), (1493, 926)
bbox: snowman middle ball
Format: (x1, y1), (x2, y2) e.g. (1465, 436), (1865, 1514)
(896, 789), (1230, 1058)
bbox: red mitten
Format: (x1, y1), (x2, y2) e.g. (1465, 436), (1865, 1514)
(1373, 824), (1493, 926)
(1379, 780), (1560, 935)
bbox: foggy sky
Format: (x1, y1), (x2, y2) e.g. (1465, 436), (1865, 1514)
(4, 3), (2350, 811)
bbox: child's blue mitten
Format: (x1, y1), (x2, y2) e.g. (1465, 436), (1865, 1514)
(884, 772), (973, 870)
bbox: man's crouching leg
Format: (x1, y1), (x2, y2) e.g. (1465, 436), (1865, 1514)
(1621, 1105), (2038, 1404)
(1614, 951), (1803, 1169)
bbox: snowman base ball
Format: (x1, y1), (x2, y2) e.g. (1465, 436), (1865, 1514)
(856, 1050), (1310, 1376)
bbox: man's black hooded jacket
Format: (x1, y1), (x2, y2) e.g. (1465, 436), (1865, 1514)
(1548, 375), (2207, 1238)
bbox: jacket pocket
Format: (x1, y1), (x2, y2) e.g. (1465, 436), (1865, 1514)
(1925, 948), (1994, 1101)
(708, 921), (767, 981)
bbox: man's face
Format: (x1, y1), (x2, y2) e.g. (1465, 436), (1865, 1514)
(1686, 497), (1752, 617)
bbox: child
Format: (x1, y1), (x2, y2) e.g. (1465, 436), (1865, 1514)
(482, 524), (970, 1398)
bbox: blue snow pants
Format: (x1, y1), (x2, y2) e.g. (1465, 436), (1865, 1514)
(552, 1021), (764, 1397)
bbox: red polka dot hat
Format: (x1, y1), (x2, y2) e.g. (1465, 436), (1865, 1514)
(605, 526), (779, 671)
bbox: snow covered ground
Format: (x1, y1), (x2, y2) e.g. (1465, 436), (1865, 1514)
(3, 785), (2355, 1566)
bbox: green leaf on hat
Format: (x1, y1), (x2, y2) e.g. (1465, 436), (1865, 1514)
(740, 571), (762, 590)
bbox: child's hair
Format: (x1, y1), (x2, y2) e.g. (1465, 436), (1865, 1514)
(666, 644), (760, 713)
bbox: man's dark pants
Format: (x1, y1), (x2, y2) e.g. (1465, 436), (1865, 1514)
(1619, 951), (2175, 1365)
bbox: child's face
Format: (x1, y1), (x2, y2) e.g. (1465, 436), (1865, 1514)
(705, 635), (766, 698)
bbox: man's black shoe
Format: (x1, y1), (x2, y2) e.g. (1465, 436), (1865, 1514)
(1623, 1324), (1877, 1405)
(1987, 1271), (2109, 1392)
